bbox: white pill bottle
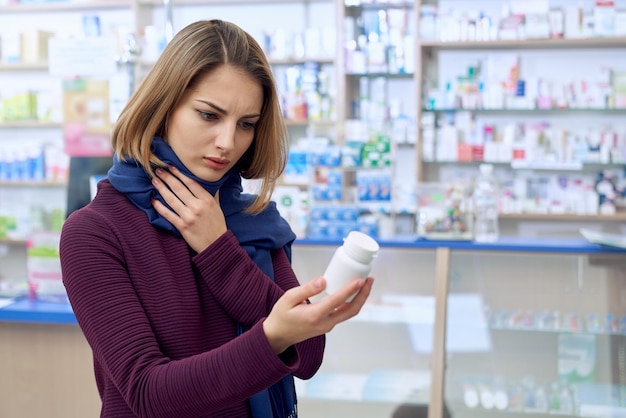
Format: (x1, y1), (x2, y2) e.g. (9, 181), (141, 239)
(323, 231), (380, 302)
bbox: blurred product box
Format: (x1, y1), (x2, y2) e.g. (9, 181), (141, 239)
(27, 232), (68, 304)
(416, 183), (473, 241)
(21, 30), (54, 63)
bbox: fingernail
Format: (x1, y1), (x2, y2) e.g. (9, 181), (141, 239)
(155, 168), (163, 175)
(152, 177), (159, 185)
(313, 278), (323, 288)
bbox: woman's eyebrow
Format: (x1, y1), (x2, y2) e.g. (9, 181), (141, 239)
(196, 100), (260, 119)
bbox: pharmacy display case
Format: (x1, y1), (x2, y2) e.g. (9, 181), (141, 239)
(440, 239), (626, 418)
(1, 236), (625, 418)
(290, 237), (626, 418)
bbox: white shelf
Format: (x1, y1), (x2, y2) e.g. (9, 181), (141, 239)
(499, 212), (626, 222)
(269, 57), (335, 65)
(423, 160), (625, 170)
(137, 0), (331, 5)
(0, 62), (48, 71)
(0, 0), (130, 13)
(419, 36), (626, 50)
(0, 121), (62, 129)
(0, 238), (27, 246)
(0, 181), (67, 188)
(284, 118), (335, 126)
(425, 107), (626, 113)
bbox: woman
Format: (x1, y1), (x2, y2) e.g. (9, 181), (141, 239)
(59, 19), (374, 418)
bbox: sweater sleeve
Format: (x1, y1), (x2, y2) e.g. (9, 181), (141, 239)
(60, 209), (311, 418)
(193, 233), (325, 380)
(192, 232), (282, 325)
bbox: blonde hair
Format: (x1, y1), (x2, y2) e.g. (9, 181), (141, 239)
(111, 19), (288, 213)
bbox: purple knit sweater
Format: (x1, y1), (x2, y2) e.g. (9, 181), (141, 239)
(59, 180), (325, 418)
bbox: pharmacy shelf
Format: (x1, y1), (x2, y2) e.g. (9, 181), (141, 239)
(0, 121), (62, 129)
(424, 108), (626, 114)
(345, 1), (414, 10)
(489, 325), (623, 337)
(0, 0), (130, 13)
(346, 72), (414, 78)
(269, 58), (335, 65)
(499, 212), (626, 222)
(423, 160), (625, 171)
(0, 238), (28, 246)
(0, 181), (67, 188)
(0, 62), (48, 71)
(284, 118), (335, 127)
(419, 37), (626, 50)
(509, 161), (620, 170)
(137, 0), (331, 5)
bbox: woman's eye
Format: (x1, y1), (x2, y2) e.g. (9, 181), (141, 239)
(241, 121), (257, 130)
(198, 110), (217, 121)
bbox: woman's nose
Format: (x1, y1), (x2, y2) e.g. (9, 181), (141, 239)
(215, 124), (236, 151)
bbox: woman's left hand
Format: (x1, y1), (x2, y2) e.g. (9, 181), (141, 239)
(263, 276), (374, 354)
(151, 166), (227, 253)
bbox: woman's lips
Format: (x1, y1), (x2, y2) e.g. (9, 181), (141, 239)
(204, 157), (229, 170)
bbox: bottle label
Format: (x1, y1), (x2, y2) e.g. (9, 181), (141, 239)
(475, 193), (497, 208)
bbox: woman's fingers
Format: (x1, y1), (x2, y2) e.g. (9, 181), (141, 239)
(168, 166), (215, 201)
(154, 168), (193, 203)
(264, 277), (375, 353)
(281, 277), (327, 306)
(151, 167), (226, 253)
(152, 167), (217, 217)
(329, 277), (374, 319)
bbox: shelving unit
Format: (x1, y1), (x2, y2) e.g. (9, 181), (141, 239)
(0, 181), (66, 188)
(413, 0), (626, 233)
(1, 0), (625, 234)
(0, 0), (130, 13)
(0, 62), (48, 71)
(419, 36), (626, 50)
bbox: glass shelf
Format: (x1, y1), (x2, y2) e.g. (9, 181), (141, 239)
(269, 57), (335, 65)
(0, 0), (130, 13)
(444, 249), (626, 418)
(0, 62), (48, 71)
(347, 72), (414, 78)
(345, 1), (414, 11)
(420, 37), (626, 50)
(0, 121), (62, 129)
(423, 108), (626, 114)
(0, 181), (67, 188)
(423, 160), (625, 170)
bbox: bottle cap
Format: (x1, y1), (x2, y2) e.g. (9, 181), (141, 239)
(342, 231), (379, 264)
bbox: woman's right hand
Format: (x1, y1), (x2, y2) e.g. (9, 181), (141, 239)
(151, 166), (227, 253)
(262, 276), (374, 354)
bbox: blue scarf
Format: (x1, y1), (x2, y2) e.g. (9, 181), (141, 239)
(107, 136), (298, 418)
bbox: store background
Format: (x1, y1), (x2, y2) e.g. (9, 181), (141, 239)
(1, 0), (626, 417)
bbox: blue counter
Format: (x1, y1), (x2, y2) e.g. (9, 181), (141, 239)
(0, 298), (77, 325)
(298, 235), (626, 254)
(1, 236), (625, 325)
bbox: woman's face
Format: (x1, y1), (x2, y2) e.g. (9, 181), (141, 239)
(166, 64), (263, 182)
